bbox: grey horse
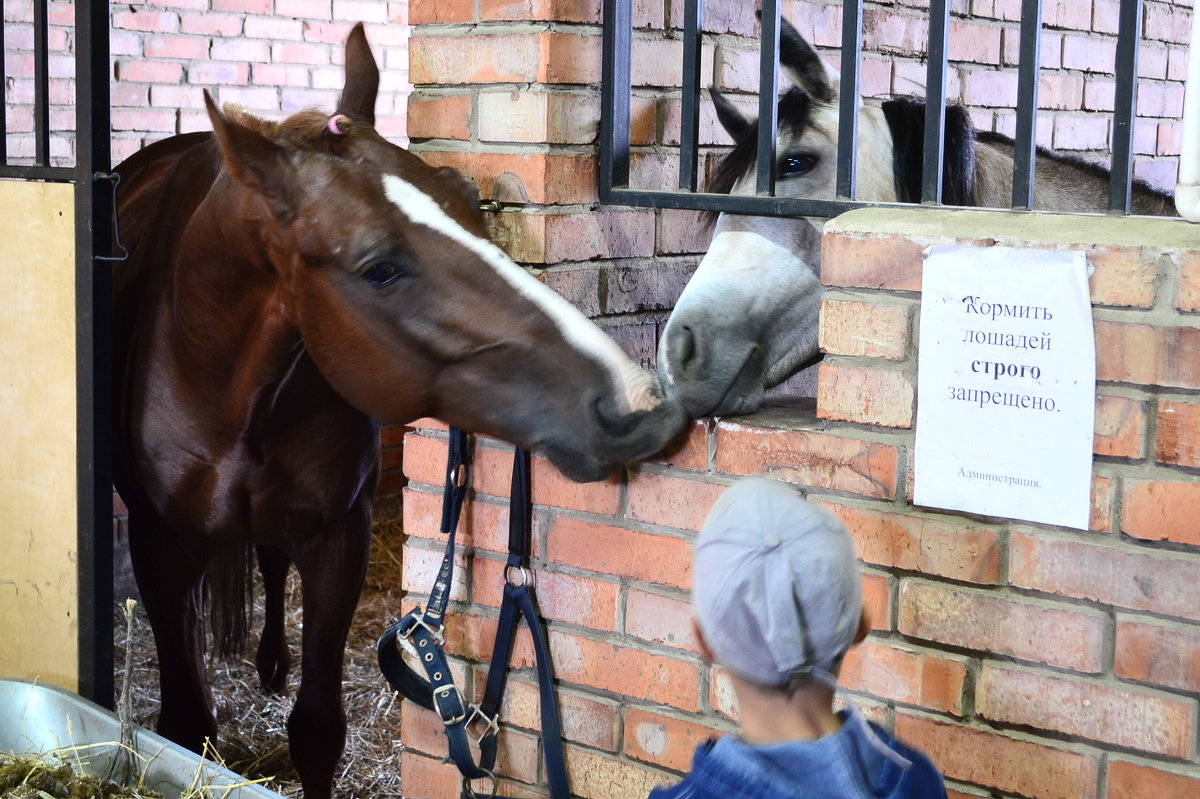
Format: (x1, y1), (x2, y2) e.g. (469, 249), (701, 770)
(659, 17), (1176, 419)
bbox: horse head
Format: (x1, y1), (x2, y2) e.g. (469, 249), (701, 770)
(199, 24), (684, 481)
(659, 17), (996, 419)
(658, 18), (900, 418)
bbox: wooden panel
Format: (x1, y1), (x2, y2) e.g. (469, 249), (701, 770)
(0, 180), (78, 690)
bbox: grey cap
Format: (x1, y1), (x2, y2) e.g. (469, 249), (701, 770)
(692, 477), (863, 687)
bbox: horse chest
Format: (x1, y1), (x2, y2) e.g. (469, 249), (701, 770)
(133, 401), (378, 544)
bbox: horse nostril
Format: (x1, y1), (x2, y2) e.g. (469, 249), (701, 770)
(589, 394), (638, 440)
(665, 324), (698, 380)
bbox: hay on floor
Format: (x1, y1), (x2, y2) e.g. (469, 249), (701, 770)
(114, 495), (410, 799)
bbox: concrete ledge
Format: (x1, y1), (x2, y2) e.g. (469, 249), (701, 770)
(826, 206), (1200, 251)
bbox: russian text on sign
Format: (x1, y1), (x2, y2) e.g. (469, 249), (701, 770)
(915, 246), (1094, 530)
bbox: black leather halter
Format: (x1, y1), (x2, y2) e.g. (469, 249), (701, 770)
(377, 428), (569, 799)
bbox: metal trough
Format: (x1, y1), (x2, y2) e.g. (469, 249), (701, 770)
(0, 679), (283, 798)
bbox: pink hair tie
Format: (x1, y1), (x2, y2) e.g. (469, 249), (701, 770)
(328, 114), (349, 135)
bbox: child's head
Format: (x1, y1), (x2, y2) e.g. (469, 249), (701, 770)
(692, 477), (865, 692)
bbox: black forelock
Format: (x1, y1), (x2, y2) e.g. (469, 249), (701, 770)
(705, 88), (813, 224)
(881, 96), (977, 206)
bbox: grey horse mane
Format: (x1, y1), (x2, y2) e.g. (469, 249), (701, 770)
(974, 128), (1176, 206)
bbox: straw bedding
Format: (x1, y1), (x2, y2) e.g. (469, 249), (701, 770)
(112, 495), (410, 798)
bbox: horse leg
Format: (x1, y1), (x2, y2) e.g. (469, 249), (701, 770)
(127, 511), (216, 751)
(286, 506), (371, 799)
(254, 544), (292, 694)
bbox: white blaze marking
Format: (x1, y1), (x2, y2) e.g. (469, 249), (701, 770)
(382, 173), (658, 413)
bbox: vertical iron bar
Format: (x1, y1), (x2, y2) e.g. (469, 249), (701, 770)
(75, 0), (114, 707)
(836, 0), (863, 199)
(33, 0), (50, 165)
(921, 0), (951, 203)
(756, 0), (781, 196)
(679, 0), (703, 191)
(1011, 0), (1043, 209)
(1109, 0), (1141, 214)
(1, 11), (7, 164)
(600, 0), (632, 194)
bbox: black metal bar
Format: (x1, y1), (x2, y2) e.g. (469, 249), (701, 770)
(678, 0), (703, 191)
(921, 0), (950, 204)
(756, 0), (781, 196)
(75, 0), (114, 708)
(34, 0), (51, 165)
(587, 184), (1103, 222)
(1109, 0), (1141, 214)
(606, 185), (902, 217)
(599, 0), (632, 195)
(0, 164), (74, 180)
(836, 0), (863, 199)
(1, 16), (7, 164)
(1011, 0), (1042, 210)
(595, 0), (1144, 220)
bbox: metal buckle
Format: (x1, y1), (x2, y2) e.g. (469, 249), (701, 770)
(433, 683), (468, 725)
(504, 565), (533, 588)
(462, 771), (498, 799)
(465, 705), (501, 743)
(406, 611), (445, 647)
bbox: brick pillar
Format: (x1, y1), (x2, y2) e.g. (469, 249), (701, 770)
(397, 4), (722, 795)
(405, 1), (712, 370)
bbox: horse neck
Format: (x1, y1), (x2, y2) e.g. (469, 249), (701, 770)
(168, 177), (307, 428)
(850, 107), (899, 202)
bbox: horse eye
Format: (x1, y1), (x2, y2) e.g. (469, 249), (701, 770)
(780, 153), (817, 177)
(362, 261), (404, 288)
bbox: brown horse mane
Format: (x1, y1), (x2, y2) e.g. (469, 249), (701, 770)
(221, 103), (368, 153)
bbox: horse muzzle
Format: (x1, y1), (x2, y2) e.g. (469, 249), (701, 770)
(539, 393), (688, 482)
(658, 321), (771, 418)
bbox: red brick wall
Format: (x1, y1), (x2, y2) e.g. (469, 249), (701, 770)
(398, 9), (1200, 797)
(399, 209), (1200, 799)
(814, 209), (1200, 798)
(2, 0), (410, 164)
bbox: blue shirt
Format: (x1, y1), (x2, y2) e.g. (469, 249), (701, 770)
(649, 710), (947, 799)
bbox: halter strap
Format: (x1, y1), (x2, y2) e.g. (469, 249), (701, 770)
(377, 429), (569, 798)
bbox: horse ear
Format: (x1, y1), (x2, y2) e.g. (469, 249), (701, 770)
(336, 22), (379, 126)
(775, 15), (839, 102)
(204, 91), (294, 220)
(710, 87), (751, 141)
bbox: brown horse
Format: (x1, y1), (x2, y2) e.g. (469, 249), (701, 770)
(112, 24), (684, 799)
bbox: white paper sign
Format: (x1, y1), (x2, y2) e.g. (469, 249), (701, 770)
(914, 246), (1095, 529)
